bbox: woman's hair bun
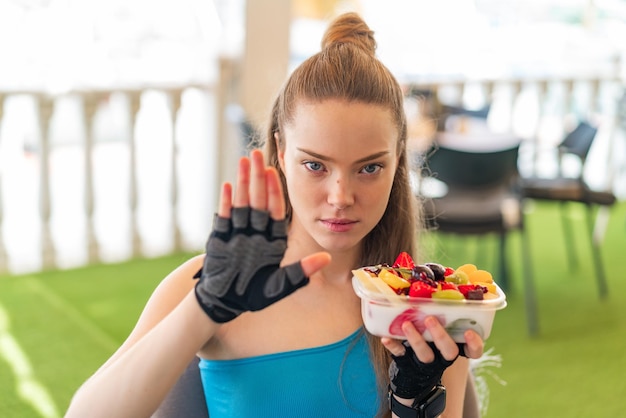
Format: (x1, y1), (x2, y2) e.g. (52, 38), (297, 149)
(320, 12), (376, 56)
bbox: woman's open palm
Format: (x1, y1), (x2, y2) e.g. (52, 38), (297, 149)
(194, 149), (331, 323)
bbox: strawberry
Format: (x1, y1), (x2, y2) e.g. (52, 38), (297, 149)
(393, 251), (415, 270)
(409, 280), (436, 298)
(444, 267), (455, 277)
(439, 281), (457, 291)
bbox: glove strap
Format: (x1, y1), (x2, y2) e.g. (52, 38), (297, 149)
(388, 384), (446, 418)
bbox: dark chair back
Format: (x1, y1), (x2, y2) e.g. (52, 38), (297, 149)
(440, 104), (491, 119)
(558, 121), (598, 162)
(419, 140), (536, 334)
(520, 119), (611, 304)
(424, 143), (520, 189)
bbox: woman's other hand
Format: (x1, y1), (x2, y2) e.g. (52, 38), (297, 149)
(381, 316), (484, 411)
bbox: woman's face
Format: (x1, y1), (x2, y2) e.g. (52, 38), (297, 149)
(278, 99), (399, 254)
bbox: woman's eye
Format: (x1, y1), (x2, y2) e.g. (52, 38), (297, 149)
(304, 161), (324, 172)
(361, 164), (382, 174)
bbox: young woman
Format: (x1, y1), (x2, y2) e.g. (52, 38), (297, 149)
(66, 13), (484, 418)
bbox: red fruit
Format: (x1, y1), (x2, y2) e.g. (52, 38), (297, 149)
(388, 308), (428, 335)
(393, 286), (409, 296)
(444, 267), (455, 276)
(393, 252), (415, 269)
(409, 281), (436, 298)
(440, 281), (457, 291)
(388, 308), (446, 336)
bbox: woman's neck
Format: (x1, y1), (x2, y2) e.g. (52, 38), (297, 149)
(284, 221), (361, 285)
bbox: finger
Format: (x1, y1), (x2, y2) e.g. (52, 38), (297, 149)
(381, 337), (407, 357)
(217, 182), (233, 218)
(266, 167), (285, 220)
(402, 320), (435, 363)
(249, 149), (267, 210)
(423, 316), (460, 361)
(462, 329), (484, 359)
(233, 155), (251, 208)
(299, 252), (332, 277)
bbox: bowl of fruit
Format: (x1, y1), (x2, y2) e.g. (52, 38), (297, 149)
(352, 252), (507, 342)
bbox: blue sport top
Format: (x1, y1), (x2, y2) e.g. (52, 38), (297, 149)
(198, 328), (380, 417)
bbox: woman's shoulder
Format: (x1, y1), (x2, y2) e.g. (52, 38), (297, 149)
(161, 253), (205, 285)
(127, 254), (205, 335)
(148, 254), (205, 308)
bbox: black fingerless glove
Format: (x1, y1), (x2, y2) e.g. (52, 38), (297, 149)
(193, 207), (309, 323)
(389, 341), (459, 400)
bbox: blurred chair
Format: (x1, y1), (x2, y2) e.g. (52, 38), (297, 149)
(437, 103), (492, 132)
(152, 356), (209, 418)
(440, 103), (491, 119)
(419, 142), (539, 336)
(405, 86), (491, 133)
(520, 120), (616, 299)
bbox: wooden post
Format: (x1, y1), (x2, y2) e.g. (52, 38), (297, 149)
(215, 0), (291, 196)
(168, 89), (183, 252)
(37, 95), (56, 270)
(530, 80), (549, 176)
(128, 91), (142, 258)
(0, 94), (7, 273)
(239, 0), (291, 129)
(83, 92), (100, 264)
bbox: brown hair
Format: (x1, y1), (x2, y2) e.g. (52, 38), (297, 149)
(262, 12), (423, 416)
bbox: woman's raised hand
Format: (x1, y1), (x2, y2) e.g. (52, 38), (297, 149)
(194, 149), (330, 323)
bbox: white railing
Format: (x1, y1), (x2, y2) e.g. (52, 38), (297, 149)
(0, 84), (226, 274)
(0, 71), (624, 275)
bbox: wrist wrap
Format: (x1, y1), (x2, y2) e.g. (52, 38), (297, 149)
(389, 341), (457, 400)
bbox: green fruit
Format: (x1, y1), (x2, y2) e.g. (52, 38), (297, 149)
(432, 289), (465, 300)
(445, 271), (469, 285)
(395, 268), (413, 280)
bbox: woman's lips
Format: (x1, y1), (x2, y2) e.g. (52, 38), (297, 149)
(321, 218), (357, 233)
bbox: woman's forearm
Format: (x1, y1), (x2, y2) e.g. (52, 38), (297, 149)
(66, 291), (218, 418)
(440, 357), (469, 418)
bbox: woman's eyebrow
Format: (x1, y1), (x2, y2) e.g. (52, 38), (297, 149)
(354, 151), (390, 164)
(297, 148), (390, 164)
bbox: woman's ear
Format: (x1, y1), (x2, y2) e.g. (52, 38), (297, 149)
(274, 131), (285, 172)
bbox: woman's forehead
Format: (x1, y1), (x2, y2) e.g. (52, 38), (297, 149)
(289, 98), (392, 118)
(283, 111), (397, 163)
(284, 99), (397, 141)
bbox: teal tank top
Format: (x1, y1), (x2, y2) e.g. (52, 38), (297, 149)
(198, 328), (380, 417)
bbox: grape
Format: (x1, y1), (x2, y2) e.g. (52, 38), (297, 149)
(411, 265), (436, 287)
(425, 262), (446, 281)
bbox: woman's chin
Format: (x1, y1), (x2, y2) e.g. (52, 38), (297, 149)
(314, 234), (364, 255)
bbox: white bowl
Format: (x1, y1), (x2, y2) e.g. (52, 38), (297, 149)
(352, 269), (507, 342)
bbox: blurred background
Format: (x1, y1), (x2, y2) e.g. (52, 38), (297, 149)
(0, 0), (625, 274)
(1, 0), (626, 417)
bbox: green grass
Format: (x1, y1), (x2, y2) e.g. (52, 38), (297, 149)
(1, 201), (625, 417)
(424, 201), (626, 417)
(0, 253), (196, 418)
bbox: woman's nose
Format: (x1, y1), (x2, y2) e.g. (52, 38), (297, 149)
(327, 176), (354, 209)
